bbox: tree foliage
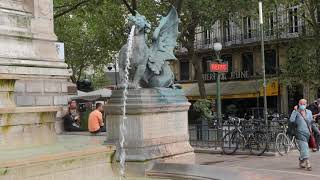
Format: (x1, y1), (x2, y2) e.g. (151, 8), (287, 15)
(54, 0), (127, 84)
(279, 0), (320, 99)
(168, 0), (257, 98)
(53, 0), (278, 94)
(193, 99), (213, 120)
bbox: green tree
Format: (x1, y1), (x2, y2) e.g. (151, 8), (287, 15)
(171, 0), (258, 98)
(279, 0), (320, 101)
(54, 0), (127, 84)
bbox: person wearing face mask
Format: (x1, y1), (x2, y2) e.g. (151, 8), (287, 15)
(290, 99), (313, 170)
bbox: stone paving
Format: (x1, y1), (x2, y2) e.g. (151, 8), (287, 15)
(155, 151), (320, 180)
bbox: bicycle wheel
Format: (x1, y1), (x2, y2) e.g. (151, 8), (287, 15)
(275, 133), (290, 156)
(249, 131), (268, 156)
(222, 131), (241, 155)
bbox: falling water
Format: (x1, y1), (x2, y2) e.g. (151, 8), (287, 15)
(119, 25), (135, 178)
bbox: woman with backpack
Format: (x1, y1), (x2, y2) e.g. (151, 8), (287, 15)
(290, 99), (314, 171)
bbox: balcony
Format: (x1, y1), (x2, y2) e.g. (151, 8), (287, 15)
(176, 25), (314, 53)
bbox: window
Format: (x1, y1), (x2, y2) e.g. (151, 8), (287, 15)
(203, 29), (211, 45)
(288, 7), (298, 33)
(266, 13), (274, 36)
(223, 20), (231, 42)
(221, 54), (233, 74)
(243, 17), (252, 39)
(265, 50), (277, 75)
(180, 61), (189, 81)
(242, 52), (254, 76)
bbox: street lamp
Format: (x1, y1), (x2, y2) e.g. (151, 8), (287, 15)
(213, 42), (222, 128)
(259, 1), (268, 124)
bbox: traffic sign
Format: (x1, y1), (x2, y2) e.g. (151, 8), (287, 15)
(210, 62), (228, 73)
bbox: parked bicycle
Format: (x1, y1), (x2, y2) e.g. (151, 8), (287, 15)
(275, 121), (300, 155)
(221, 118), (268, 156)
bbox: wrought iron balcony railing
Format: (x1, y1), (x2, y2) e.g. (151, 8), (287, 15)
(176, 25), (314, 52)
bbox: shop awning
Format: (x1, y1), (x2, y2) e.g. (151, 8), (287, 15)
(181, 80), (278, 100)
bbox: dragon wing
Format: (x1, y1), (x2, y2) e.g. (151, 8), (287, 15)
(148, 6), (179, 75)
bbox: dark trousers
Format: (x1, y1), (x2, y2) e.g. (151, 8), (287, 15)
(90, 126), (106, 134)
(312, 123), (320, 150)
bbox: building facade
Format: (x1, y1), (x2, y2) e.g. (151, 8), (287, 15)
(173, 5), (318, 118)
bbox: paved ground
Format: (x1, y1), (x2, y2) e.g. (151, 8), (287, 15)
(154, 151), (320, 180)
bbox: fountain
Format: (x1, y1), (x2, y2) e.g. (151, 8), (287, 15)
(0, 1), (116, 179)
(119, 25), (136, 177)
(0, 1), (193, 179)
(105, 6), (194, 176)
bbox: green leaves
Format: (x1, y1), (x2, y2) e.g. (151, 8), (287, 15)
(193, 99), (213, 120)
(54, 0), (127, 85)
(279, 0), (320, 90)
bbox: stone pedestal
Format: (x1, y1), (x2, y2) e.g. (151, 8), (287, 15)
(0, 0), (71, 148)
(104, 88), (194, 161)
(0, 0), (71, 107)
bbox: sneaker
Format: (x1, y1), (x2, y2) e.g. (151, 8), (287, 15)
(305, 160), (312, 171)
(299, 160), (306, 168)
(72, 123), (80, 128)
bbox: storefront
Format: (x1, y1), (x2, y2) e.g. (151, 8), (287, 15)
(181, 79), (280, 118)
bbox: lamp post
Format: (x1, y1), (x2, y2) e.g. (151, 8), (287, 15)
(213, 42), (223, 128)
(114, 60), (118, 87)
(107, 62), (118, 87)
(259, 1), (268, 124)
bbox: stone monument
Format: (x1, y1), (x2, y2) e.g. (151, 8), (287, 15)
(105, 6), (193, 161)
(0, 0), (71, 148)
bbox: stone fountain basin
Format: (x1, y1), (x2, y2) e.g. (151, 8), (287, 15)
(0, 106), (60, 149)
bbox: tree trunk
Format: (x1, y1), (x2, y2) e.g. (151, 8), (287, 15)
(174, 0), (183, 14)
(185, 10), (206, 99)
(189, 49), (206, 99)
(71, 75), (77, 83)
(132, 0), (137, 12)
(303, 81), (316, 103)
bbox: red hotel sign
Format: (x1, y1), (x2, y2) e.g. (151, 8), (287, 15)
(210, 63), (228, 73)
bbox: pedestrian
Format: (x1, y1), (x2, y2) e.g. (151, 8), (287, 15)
(63, 100), (84, 131)
(88, 103), (105, 134)
(290, 99), (313, 170)
(306, 98), (320, 151)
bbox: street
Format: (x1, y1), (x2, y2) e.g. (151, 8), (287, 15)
(159, 151), (320, 180)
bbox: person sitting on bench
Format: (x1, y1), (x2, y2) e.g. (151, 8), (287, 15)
(63, 100), (84, 131)
(88, 103), (105, 134)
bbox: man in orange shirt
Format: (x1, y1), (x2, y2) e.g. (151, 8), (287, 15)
(88, 103), (105, 134)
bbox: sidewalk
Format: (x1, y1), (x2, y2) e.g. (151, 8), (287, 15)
(149, 151), (320, 180)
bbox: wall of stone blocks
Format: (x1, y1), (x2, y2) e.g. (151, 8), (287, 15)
(14, 78), (70, 134)
(14, 79), (69, 107)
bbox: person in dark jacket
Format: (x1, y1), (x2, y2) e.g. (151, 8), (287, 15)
(63, 100), (84, 131)
(307, 99), (320, 122)
(307, 99), (320, 151)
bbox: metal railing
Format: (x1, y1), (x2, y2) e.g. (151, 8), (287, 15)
(188, 117), (287, 153)
(176, 25), (315, 52)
